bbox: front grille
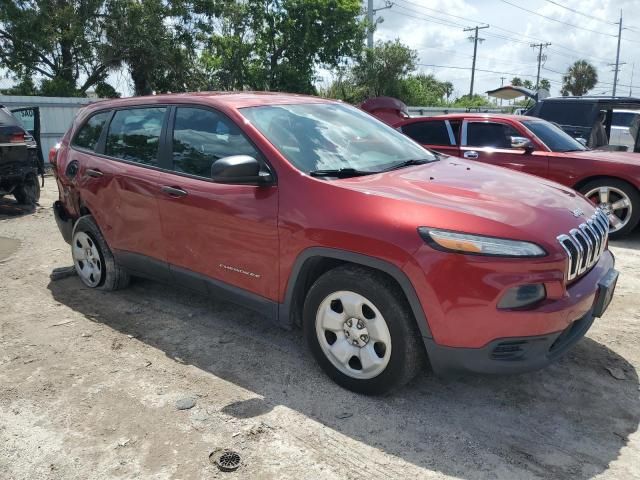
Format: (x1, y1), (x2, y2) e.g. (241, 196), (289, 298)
(557, 209), (609, 282)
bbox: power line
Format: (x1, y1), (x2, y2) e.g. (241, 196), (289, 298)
(391, 0), (613, 65)
(499, 0), (618, 38)
(538, 0), (617, 25)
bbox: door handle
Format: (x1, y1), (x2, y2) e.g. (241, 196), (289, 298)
(86, 168), (104, 178)
(161, 186), (188, 197)
(463, 151), (479, 159)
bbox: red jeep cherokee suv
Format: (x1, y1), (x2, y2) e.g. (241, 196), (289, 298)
(51, 93), (618, 394)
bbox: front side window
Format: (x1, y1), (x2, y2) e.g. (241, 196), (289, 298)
(522, 120), (587, 152)
(240, 103), (436, 174)
(401, 121), (452, 145)
(105, 107), (166, 165)
(172, 107), (260, 178)
(465, 122), (521, 149)
(73, 111), (111, 151)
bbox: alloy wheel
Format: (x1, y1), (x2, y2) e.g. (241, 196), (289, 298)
(72, 231), (103, 287)
(585, 186), (633, 234)
(315, 290), (392, 379)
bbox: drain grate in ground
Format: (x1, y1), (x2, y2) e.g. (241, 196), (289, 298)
(210, 449), (241, 472)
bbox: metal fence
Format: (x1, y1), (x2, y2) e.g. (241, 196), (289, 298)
(0, 95), (98, 162)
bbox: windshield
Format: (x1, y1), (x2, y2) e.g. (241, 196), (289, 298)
(240, 102), (437, 174)
(522, 120), (587, 152)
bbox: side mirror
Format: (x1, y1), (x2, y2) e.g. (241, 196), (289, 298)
(211, 155), (274, 185)
(511, 136), (534, 153)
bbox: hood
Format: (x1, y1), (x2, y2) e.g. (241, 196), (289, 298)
(338, 158), (597, 245)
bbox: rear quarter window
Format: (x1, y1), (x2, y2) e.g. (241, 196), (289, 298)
(73, 111), (111, 151)
(401, 120), (452, 145)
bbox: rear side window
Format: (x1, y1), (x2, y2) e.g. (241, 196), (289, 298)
(73, 111), (111, 151)
(105, 107), (167, 165)
(538, 101), (594, 127)
(401, 120), (452, 145)
(612, 112), (637, 128)
(465, 122), (520, 149)
(172, 107), (260, 178)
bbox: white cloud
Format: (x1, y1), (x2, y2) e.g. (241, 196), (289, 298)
(373, 0), (640, 98)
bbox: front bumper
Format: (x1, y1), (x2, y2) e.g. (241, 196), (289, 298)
(53, 201), (74, 244)
(424, 307), (596, 375)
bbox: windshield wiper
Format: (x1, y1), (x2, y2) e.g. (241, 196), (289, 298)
(309, 168), (375, 178)
(378, 158), (433, 172)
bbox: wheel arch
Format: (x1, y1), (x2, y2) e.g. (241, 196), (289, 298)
(573, 175), (640, 194)
(279, 247), (433, 339)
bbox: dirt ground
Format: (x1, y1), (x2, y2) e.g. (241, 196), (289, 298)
(1, 181), (639, 480)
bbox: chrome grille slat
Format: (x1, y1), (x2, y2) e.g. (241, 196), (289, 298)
(557, 209), (609, 282)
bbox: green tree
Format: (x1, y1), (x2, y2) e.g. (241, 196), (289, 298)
(106, 0), (216, 96)
(522, 79), (534, 90)
(201, 0), (364, 94)
(451, 94), (492, 108)
(511, 77), (523, 87)
(539, 78), (551, 91)
(561, 60), (598, 96)
(399, 73), (447, 106)
(442, 81), (454, 102)
(351, 40), (417, 99)
(0, 0), (117, 95)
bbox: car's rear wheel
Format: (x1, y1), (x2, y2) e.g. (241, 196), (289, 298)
(303, 265), (424, 395)
(71, 216), (130, 290)
(580, 178), (640, 237)
(14, 174), (40, 205)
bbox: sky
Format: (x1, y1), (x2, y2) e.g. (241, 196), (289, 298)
(367, 0), (640, 100)
(3, 0), (638, 101)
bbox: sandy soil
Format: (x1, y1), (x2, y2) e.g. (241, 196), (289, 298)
(1, 181), (639, 480)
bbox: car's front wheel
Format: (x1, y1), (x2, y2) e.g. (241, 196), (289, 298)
(71, 215), (130, 290)
(303, 265), (424, 395)
(580, 178), (640, 237)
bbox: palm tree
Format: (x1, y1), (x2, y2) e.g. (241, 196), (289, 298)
(561, 60), (598, 96)
(443, 81), (454, 102)
(539, 78), (551, 91)
(511, 77), (523, 86)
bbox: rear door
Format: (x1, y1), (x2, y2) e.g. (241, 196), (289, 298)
(461, 119), (549, 177)
(70, 106), (171, 280)
(399, 119), (460, 157)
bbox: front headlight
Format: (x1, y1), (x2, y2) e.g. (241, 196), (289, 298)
(418, 228), (547, 257)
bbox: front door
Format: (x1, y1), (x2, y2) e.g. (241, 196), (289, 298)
(157, 105), (279, 301)
(460, 120), (549, 177)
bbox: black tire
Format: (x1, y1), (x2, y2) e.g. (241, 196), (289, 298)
(71, 215), (130, 291)
(579, 178), (640, 238)
(14, 174), (40, 205)
(303, 264), (425, 395)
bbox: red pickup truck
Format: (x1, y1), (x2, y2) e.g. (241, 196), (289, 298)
(364, 103), (640, 237)
(52, 93), (617, 394)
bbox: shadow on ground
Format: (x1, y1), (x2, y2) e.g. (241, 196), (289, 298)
(610, 228), (640, 251)
(48, 274), (639, 479)
(0, 196), (36, 219)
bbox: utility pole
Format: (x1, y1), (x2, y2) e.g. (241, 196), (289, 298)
(530, 42), (551, 89)
(367, 1), (393, 48)
(500, 77), (505, 106)
(464, 25), (489, 97)
(630, 63), (635, 97)
(612, 11), (623, 97)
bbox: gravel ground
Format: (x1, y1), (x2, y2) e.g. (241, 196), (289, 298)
(1, 181), (639, 480)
